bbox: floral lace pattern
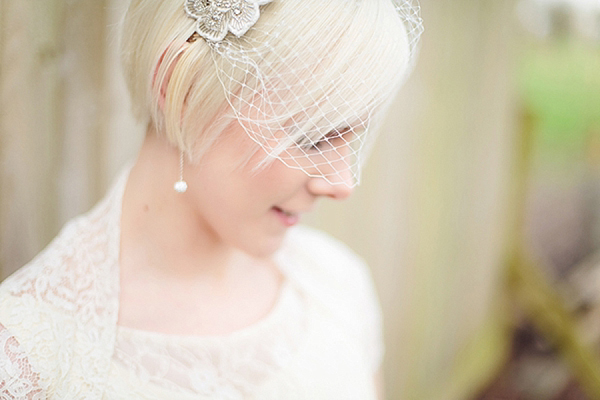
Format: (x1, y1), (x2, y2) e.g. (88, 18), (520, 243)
(0, 166), (383, 399)
(108, 282), (306, 398)
(0, 324), (46, 399)
(0, 169), (126, 398)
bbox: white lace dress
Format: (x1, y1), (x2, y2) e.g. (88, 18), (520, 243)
(0, 167), (384, 399)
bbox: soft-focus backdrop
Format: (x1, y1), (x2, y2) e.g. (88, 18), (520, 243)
(3, 0), (600, 399)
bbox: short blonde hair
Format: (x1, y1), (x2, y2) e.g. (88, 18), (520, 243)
(121, 0), (410, 162)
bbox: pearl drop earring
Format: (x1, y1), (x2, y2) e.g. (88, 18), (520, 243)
(174, 150), (188, 193)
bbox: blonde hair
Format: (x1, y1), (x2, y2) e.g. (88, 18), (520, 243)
(121, 0), (410, 162)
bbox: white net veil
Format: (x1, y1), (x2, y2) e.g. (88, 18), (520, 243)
(184, 0), (423, 187)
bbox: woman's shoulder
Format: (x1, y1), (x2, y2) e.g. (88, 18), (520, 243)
(0, 215), (97, 394)
(282, 225), (370, 283)
(0, 197), (116, 301)
(0, 167), (127, 304)
(0, 218), (77, 295)
(280, 226), (384, 372)
(279, 225), (379, 315)
(0, 172), (119, 311)
(0, 180), (123, 397)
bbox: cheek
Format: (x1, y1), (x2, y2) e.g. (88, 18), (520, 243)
(193, 162), (273, 219)
(193, 134), (308, 216)
(251, 160), (308, 197)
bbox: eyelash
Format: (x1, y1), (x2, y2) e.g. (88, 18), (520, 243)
(298, 128), (350, 151)
(302, 139), (326, 151)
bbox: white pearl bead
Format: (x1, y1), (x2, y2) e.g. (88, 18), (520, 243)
(174, 181), (188, 193)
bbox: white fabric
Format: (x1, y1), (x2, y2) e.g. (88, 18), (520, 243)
(0, 167), (384, 399)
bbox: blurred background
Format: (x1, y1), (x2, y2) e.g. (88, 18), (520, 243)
(2, 0), (600, 398)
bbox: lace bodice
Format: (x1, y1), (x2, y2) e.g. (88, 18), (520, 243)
(107, 280), (306, 398)
(0, 167), (384, 399)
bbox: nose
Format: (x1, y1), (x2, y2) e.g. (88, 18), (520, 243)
(306, 136), (357, 200)
(307, 171), (355, 200)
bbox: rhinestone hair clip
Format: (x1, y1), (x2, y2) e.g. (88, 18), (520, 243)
(184, 0), (274, 42)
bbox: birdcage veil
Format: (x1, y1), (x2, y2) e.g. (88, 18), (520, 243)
(184, 0), (423, 187)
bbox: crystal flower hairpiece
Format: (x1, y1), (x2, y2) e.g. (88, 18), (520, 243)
(184, 0), (274, 42)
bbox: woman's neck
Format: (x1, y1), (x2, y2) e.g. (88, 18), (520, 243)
(117, 129), (284, 335)
(120, 131), (238, 280)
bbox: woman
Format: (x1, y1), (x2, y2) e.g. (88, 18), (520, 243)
(0, 0), (422, 398)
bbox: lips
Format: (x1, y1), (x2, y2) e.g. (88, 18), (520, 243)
(272, 206), (300, 227)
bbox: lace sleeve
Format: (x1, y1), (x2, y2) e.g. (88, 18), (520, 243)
(0, 323), (47, 400)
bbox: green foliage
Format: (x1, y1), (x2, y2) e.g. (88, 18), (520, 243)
(519, 39), (600, 164)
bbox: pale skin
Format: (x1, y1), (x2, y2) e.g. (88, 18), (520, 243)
(117, 75), (383, 397)
(119, 126), (346, 330)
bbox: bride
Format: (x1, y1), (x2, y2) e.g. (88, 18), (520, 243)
(0, 0), (422, 398)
